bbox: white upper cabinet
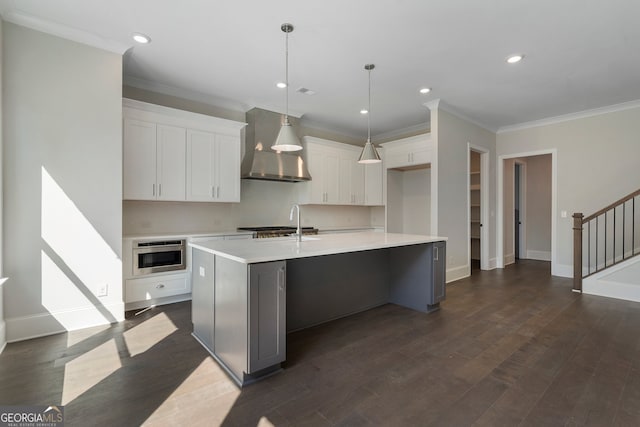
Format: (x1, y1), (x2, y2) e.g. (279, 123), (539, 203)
(382, 134), (432, 170)
(123, 99), (245, 203)
(364, 161), (384, 206)
(186, 131), (241, 202)
(299, 136), (381, 206)
(124, 118), (158, 200)
(156, 124), (187, 201)
(123, 119), (186, 201)
(302, 142), (340, 204)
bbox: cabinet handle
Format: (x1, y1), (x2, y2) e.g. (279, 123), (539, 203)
(159, 183), (162, 197)
(211, 186), (215, 197)
(278, 268), (286, 291)
(156, 283), (165, 289)
(434, 246), (439, 261)
(152, 184), (156, 196)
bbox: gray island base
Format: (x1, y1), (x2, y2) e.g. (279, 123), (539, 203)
(190, 232), (446, 386)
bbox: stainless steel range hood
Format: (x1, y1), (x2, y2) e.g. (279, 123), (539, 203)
(241, 108), (311, 182)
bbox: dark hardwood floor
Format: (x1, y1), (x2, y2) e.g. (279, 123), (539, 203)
(2, 260), (640, 426)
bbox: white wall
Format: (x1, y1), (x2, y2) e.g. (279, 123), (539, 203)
(0, 17), (5, 353)
(497, 105), (640, 276)
(385, 168), (431, 235)
(3, 23), (123, 341)
(435, 108), (497, 281)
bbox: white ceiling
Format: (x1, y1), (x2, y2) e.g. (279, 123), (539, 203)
(1, 0), (640, 139)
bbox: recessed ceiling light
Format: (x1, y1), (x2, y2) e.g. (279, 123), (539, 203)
(419, 87), (431, 94)
(360, 109), (368, 115)
(132, 33), (151, 44)
(506, 54), (524, 64)
(276, 82), (287, 88)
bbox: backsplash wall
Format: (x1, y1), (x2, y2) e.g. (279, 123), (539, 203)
(123, 179), (377, 235)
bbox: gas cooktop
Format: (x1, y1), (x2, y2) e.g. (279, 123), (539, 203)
(237, 226), (319, 238)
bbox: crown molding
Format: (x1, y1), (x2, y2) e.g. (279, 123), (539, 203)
(3, 11), (131, 54)
(497, 99), (640, 134)
(124, 75), (250, 113)
(372, 121), (431, 142)
(425, 99), (497, 133)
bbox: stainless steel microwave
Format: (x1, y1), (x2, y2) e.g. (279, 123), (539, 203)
(133, 239), (186, 276)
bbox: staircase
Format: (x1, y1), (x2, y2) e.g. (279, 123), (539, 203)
(573, 189), (640, 301)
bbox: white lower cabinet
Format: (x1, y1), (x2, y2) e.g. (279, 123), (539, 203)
(125, 272), (190, 304)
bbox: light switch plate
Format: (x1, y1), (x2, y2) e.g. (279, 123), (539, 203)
(199, 266), (205, 277)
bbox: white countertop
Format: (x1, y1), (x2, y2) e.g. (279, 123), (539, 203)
(189, 231), (447, 264)
(123, 230), (255, 240)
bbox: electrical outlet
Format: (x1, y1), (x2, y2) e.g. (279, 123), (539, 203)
(97, 284), (108, 297)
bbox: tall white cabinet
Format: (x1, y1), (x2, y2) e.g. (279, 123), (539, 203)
(123, 99), (245, 203)
(299, 136), (383, 206)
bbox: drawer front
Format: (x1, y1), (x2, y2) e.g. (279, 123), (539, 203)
(126, 274), (190, 303)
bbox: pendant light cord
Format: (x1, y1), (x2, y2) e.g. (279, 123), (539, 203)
(367, 67), (371, 143)
(285, 29), (289, 120)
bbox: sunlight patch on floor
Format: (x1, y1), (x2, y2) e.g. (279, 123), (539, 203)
(62, 338), (121, 405)
(123, 312), (177, 357)
(66, 324), (110, 347)
(144, 358), (241, 425)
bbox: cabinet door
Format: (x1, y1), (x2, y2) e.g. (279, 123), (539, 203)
(191, 249), (215, 351)
(364, 162), (383, 205)
(412, 147), (431, 165)
(186, 129), (215, 201)
(248, 261), (286, 373)
(338, 155), (354, 204)
(156, 124), (186, 201)
(324, 150), (340, 204)
(352, 160), (365, 204)
(215, 134), (241, 202)
(384, 147), (410, 169)
(305, 146), (326, 204)
(124, 119), (157, 200)
(432, 242), (446, 304)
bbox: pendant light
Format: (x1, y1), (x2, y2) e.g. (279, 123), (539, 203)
(271, 23), (303, 152)
(358, 64), (382, 163)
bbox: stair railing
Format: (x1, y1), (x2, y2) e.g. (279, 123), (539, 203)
(573, 189), (640, 291)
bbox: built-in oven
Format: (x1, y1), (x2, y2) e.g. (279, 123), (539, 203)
(133, 239), (186, 276)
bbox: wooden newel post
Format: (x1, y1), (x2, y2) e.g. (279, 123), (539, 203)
(572, 213), (584, 292)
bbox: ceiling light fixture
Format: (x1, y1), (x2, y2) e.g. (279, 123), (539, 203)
(419, 87), (431, 94)
(360, 109), (368, 115)
(506, 54), (524, 64)
(276, 82), (287, 89)
(271, 23), (302, 152)
(358, 64), (382, 164)
(132, 32), (151, 44)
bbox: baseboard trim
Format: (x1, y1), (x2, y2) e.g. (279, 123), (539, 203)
(446, 264), (470, 283)
(6, 302), (125, 343)
(504, 253), (515, 266)
(553, 263), (573, 278)
(526, 250), (552, 261)
(0, 320), (6, 354)
(488, 257), (498, 270)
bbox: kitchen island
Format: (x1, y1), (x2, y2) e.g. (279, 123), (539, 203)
(190, 231), (446, 386)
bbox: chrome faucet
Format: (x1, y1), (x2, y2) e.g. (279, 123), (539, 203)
(289, 204), (302, 242)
